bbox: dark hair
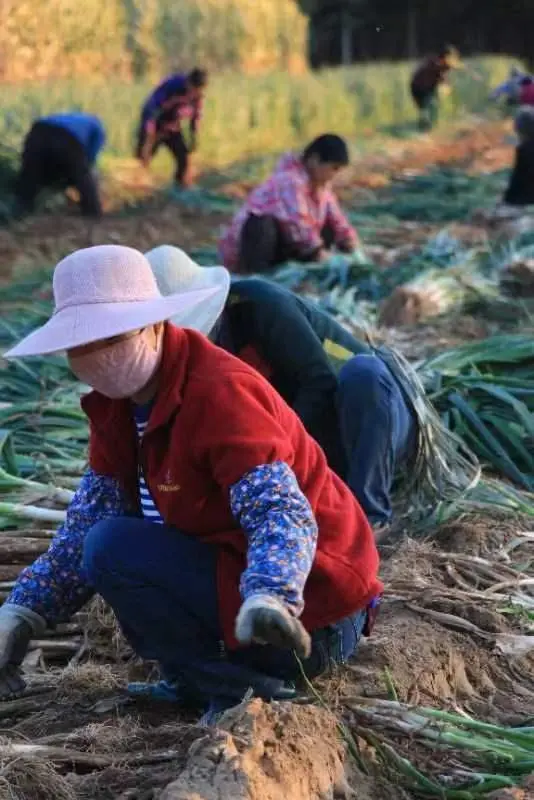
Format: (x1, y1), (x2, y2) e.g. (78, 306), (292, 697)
(188, 68), (208, 88)
(521, 76), (533, 87)
(302, 134), (349, 166)
(437, 44), (455, 59)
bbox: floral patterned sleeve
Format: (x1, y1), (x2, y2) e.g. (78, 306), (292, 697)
(6, 469), (131, 625)
(229, 461), (318, 616)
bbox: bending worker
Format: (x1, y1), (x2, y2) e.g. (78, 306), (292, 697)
(219, 133), (360, 274)
(15, 112), (105, 217)
(410, 46), (461, 131)
(0, 245), (381, 725)
(136, 68), (207, 187)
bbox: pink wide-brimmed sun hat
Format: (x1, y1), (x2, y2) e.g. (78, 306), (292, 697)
(4, 245), (228, 359)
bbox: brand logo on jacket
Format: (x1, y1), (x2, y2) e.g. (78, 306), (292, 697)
(157, 469), (181, 493)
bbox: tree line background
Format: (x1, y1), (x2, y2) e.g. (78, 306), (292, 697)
(299, 0), (534, 69)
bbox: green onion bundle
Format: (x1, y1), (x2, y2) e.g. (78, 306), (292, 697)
(419, 335), (534, 490)
(0, 282), (86, 527)
(349, 697), (534, 798)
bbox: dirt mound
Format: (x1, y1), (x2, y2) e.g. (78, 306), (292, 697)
(160, 698), (379, 800)
(433, 512), (528, 556)
(349, 605), (500, 707)
(346, 523), (534, 718)
(488, 776), (534, 799)
(378, 285), (444, 327)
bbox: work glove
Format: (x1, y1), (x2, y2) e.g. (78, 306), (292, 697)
(0, 605), (46, 700)
(235, 595), (311, 658)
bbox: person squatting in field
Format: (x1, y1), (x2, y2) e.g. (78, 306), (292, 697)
(0, 245), (381, 724)
(218, 134), (360, 274)
(148, 246), (420, 529)
(15, 112), (105, 217)
(410, 45), (461, 131)
(490, 66), (531, 109)
(503, 106), (534, 207)
(136, 67), (207, 187)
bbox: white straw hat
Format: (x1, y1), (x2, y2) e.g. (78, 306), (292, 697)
(145, 245), (230, 333)
(5, 245), (226, 359)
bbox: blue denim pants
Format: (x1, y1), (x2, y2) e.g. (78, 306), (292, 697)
(83, 517), (367, 709)
(337, 354), (417, 525)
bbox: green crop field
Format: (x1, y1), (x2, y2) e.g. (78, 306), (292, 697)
(0, 56), (516, 172)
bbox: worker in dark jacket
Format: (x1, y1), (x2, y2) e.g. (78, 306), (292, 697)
(503, 106), (534, 206)
(15, 113), (105, 217)
(410, 46), (460, 131)
(147, 246), (418, 527)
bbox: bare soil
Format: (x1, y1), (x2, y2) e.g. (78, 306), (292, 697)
(2, 509), (531, 799)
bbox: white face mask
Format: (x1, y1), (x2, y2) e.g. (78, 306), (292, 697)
(69, 329), (162, 399)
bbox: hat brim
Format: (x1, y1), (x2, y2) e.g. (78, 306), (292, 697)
(144, 246), (230, 333)
(166, 266), (230, 332)
(4, 285), (222, 359)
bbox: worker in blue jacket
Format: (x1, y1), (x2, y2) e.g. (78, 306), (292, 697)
(15, 113), (105, 217)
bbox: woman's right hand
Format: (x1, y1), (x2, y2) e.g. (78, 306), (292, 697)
(235, 595), (312, 658)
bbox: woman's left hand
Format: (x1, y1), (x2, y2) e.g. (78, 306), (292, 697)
(235, 595), (311, 658)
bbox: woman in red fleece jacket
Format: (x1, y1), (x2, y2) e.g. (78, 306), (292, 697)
(2, 245), (381, 724)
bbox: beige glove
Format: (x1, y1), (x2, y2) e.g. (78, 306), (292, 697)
(235, 595), (311, 658)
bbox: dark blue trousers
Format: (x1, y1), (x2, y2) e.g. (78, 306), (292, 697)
(337, 354), (417, 525)
(83, 518), (366, 710)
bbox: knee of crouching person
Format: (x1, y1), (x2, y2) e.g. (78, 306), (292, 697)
(338, 354), (389, 397)
(83, 518), (123, 582)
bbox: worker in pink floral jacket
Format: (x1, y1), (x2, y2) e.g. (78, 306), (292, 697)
(218, 134), (360, 274)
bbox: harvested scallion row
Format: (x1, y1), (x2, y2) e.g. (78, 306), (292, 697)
(349, 698), (534, 797)
(0, 501), (66, 524)
(418, 335), (534, 490)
